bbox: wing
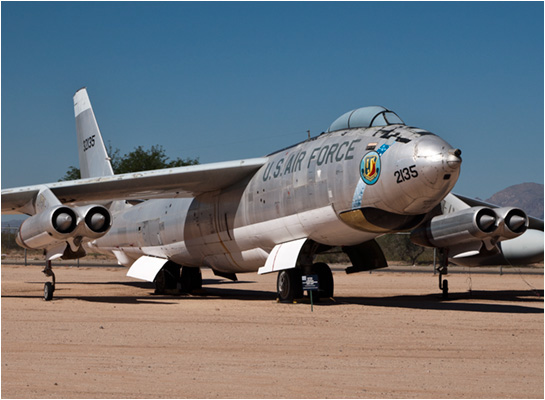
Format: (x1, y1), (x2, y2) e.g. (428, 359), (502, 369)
(2, 157), (268, 214)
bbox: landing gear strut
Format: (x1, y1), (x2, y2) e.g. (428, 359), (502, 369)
(437, 249), (449, 299)
(42, 260), (55, 301)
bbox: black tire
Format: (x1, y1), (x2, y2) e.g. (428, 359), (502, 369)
(154, 262), (181, 294)
(181, 267), (202, 293)
(313, 262), (334, 299)
(44, 282), (54, 301)
(277, 269), (303, 303)
(442, 279), (449, 299)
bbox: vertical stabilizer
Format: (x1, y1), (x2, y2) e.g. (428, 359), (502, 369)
(73, 88), (114, 178)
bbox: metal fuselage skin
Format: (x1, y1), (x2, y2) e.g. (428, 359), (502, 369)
(91, 124), (461, 273)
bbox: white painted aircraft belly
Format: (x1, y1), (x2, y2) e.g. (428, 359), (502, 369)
(96, 197), (375, 273)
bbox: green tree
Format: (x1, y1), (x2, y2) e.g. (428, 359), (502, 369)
(60, 166), (81, 181)
(376, 234), (433, 265)
(114, 145), (198, 174)
(60, 144), (199, 180)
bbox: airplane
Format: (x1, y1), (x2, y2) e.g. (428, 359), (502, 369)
(2, 88), (543, 301)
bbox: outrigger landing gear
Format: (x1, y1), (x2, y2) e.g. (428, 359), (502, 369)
(437, 249), (449, 300)
(42, 260), (56, 301)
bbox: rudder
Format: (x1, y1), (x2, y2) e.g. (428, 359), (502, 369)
(73, 87), (114, 178)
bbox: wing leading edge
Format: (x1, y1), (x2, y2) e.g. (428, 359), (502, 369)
(1, 157), (268, 214)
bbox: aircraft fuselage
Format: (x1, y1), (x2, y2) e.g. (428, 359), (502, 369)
(91, 124), (461, 273)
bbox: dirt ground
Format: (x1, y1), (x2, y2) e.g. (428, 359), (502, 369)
(1, 263), (543, 399)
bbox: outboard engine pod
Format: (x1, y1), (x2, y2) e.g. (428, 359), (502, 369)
(410, 206), (499, 248)
(16, 206), (78, 249)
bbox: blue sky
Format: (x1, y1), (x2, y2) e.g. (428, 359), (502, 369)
(2, 2), (543, 200)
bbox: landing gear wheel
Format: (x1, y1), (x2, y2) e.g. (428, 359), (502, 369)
(277, 269), (303, 303)
(44, 282), (54, 301)
(154, 262), (181, 294)
(313, 262), (334, 299)
(181, 267), (202, 293)
(42, 260), (56, 301)
(441, 279), (449, 300)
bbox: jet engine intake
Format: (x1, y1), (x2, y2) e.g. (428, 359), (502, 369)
(493, 207), (528, 240)
(16, 206), (78, 249)
(74, 205), (112, 239)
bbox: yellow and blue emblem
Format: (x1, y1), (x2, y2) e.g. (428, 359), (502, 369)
(360, 151), (381, 185)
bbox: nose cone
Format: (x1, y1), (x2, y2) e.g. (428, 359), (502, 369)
(361, 132), (462, 215)
(415, 137), (462, 188)
(398, 136), (462, 213)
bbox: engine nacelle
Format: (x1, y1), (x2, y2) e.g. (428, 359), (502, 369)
(16, 206), (78, 249)
(493, 207), (528, 240)
(73, 205), (112, 239)
(411, 206), (500, 249)
(16, 204), (112, 251)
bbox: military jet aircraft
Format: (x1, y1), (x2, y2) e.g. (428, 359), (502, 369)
(2, 88), (543, 301)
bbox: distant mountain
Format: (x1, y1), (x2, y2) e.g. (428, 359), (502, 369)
(486, 182), (544, 219)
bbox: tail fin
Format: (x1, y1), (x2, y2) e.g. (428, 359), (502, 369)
(73, 87), (114, 178)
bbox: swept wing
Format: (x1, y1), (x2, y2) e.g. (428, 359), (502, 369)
(1, 158), (268, 214)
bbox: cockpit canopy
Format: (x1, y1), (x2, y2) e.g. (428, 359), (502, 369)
(328, 106), (404, 132)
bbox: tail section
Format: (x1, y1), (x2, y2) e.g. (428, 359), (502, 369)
(73, 87), (114, 178)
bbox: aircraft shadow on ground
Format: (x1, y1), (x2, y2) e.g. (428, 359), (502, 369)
(331, 289), (544, 314)
(5, 279), (543, 312)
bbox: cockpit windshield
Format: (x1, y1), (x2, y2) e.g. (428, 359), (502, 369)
(372, 111), (404, 127)
(328, 106), (404, 132)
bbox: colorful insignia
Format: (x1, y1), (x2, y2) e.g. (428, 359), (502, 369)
(376, 143), (391, 156)
(360, 151), (381, 185)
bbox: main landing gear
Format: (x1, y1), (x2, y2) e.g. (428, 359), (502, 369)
(154, 262), (202, 295)
(42, 260), (55, 301)
(276, 262), (334, 303)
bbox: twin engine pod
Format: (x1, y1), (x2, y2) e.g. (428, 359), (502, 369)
(16, 204), (112, 250)
(410, 206), (528, 250)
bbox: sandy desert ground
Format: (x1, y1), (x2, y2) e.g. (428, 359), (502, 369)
(2, 263), (543, 399)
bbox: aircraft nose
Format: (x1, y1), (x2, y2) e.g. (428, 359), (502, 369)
(413, 137), (462, 186)
(381, 135), (462, 214)
(355, 132), (462, 215)
(447, 148), (462, 169)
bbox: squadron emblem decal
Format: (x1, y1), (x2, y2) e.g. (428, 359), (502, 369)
(361, 151), (381, 185)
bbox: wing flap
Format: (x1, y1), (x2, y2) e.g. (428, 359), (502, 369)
(2, 157), (268, 214)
